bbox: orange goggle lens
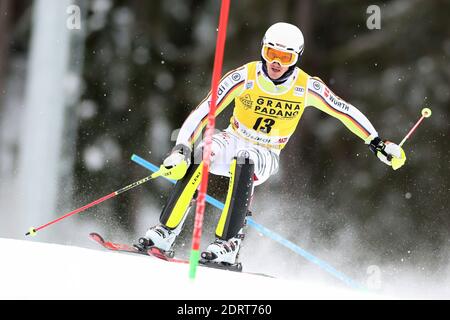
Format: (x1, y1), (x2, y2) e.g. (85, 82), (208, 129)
(262, 46), (297, 66)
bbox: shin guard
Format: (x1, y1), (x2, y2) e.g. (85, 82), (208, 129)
(215, 157), (254, 240)
(159, 162), (203, 229)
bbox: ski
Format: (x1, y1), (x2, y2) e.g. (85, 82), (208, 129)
(89, 232), (249, 273)
(89, 232), (186, 263)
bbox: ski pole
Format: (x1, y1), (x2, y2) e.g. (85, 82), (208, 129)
(25, 169), (165, 237)
(399, 107), (432, 147)
(390, 108), (432, 170)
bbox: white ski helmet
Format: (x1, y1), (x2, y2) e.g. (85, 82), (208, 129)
(261, 22), (304, 66)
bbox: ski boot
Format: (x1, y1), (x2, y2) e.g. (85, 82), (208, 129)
(134, 204), (192, 256)
(200, 233), (245, 272)
(134, 224), (179, 258)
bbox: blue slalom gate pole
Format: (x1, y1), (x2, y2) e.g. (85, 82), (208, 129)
(131, 154), (365, 290)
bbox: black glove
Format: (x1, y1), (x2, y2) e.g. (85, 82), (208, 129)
(369, 137), (406, 168)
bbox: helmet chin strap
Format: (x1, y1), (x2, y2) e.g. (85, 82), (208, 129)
(261, 55), (296, 85)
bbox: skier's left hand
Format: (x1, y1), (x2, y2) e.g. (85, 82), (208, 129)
(369, 137), (406, 170)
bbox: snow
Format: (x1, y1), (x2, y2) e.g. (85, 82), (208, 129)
(0, 238), (385, 300)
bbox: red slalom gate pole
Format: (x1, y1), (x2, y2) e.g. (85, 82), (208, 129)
(189, 0), (231, 279)
(25, 174), (158, 237)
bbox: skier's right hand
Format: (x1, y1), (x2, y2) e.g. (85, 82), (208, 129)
(155, 144), (192, 181)
(163, 144), (192, 169)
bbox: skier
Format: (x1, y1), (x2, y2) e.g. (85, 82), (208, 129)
(134, 22), (406, 266)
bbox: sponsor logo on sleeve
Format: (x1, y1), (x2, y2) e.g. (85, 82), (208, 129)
(231, 72), (242, 82)
(309, 80), (350, 112)
(312, 80), (322, 91)
(217, 83), (227, 98)
(325, 92), (350, 112)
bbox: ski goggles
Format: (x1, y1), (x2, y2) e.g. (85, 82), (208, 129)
(261, 45), (298, 67)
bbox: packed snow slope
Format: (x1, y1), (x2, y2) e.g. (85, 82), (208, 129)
(0, 238), (383, 299)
